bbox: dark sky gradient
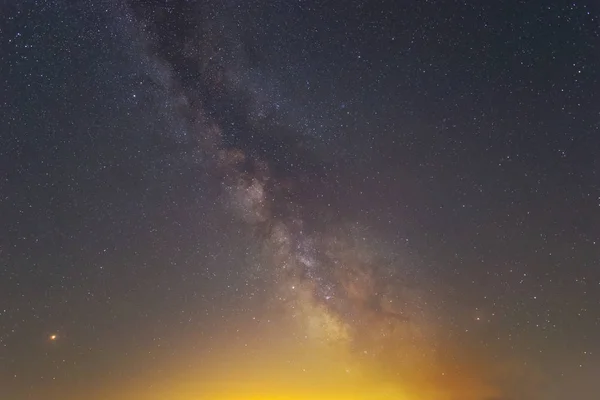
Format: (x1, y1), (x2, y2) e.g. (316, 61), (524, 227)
(1, 1), (600, 399)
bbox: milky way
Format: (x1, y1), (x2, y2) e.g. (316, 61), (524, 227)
(110, 2), (531, 398)
(118, 0), (467, 395)
(127, 0), (431, 349)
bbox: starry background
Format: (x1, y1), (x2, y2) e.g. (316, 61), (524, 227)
(1, 1), (600, 399)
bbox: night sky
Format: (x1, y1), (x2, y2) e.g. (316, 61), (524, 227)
(1, 1), (600, 399)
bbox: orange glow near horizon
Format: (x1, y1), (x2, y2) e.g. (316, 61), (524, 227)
(40, 233), (524, 400)
(94, 316), (506, 400)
